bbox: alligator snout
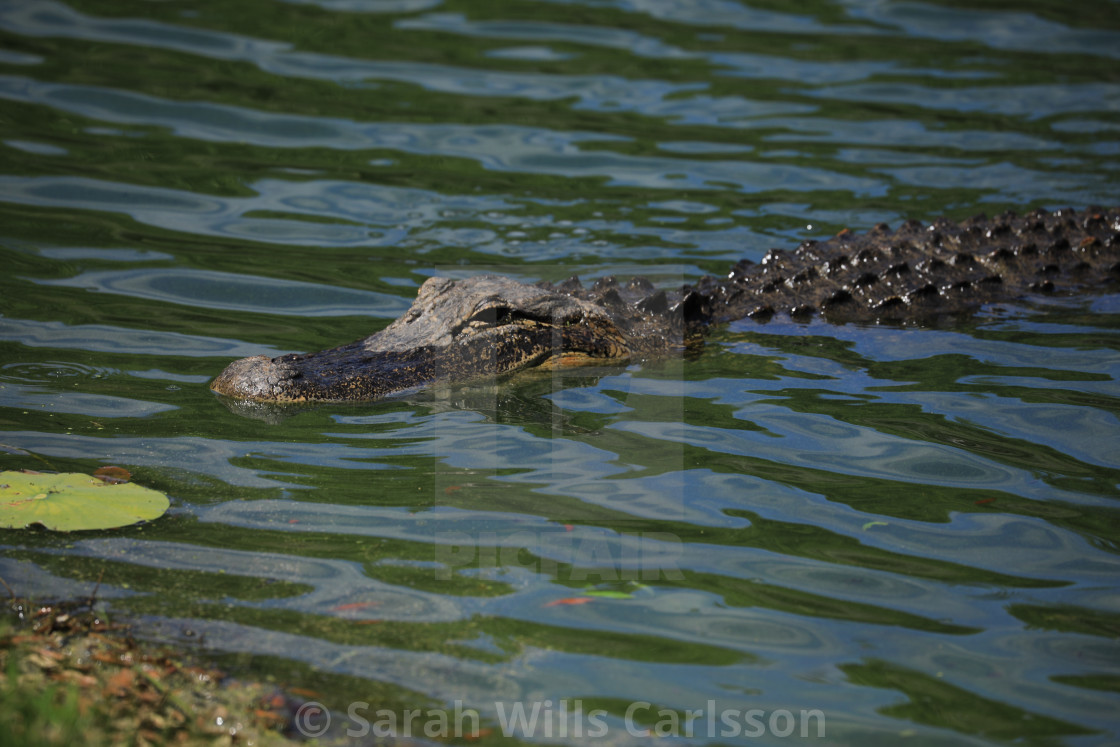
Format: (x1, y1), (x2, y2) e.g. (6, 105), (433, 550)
(211, 355), (303, 401)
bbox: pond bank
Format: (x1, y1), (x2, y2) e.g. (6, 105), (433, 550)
(1, 585), (301, 747)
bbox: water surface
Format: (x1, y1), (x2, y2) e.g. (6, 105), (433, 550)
(2, 0), (1119, 744)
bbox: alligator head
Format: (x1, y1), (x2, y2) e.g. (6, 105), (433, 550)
(211, 274), (632, 402)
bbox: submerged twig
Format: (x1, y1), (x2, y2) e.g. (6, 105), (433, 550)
(85, 568), (105, 610)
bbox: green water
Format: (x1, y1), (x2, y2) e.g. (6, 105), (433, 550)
(2, 0), (1120, 744)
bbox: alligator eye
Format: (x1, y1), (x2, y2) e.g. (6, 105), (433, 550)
(466, 306), (513, 329)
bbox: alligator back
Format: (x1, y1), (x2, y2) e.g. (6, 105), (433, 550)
(692, 207), (1120, 323)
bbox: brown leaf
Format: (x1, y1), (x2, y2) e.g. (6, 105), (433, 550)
(93, 466), (132, 484)
(544, 597), (594, 607)
(105, 668), (135, 697)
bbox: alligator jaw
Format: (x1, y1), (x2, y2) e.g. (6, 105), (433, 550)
(210, 323), (630, 403)
(210, 345), (442, 402)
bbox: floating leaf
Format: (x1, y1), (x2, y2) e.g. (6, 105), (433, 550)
(583, 590), (635, 599)
(862, 521), (889, 531)
(93, 466), (132, 484)
(0, 470), (169, 531)
(583, 582), (651, 599)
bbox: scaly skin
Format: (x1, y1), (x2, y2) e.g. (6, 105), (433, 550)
(212, 207), (1120, 402)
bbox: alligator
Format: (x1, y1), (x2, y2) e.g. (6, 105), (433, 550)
(212, 207), (1120, 402)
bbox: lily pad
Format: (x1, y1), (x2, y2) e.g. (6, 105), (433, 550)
(0, 471), (169, 531)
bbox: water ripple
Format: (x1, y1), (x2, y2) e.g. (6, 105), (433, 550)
(0, 78), (874, 193)
(197, 499), (1030, 627)
(0, 360), (118, 384)
(397, 12), (696, 60)
(0, 1), (812, 124)
(0, 430), (407, 489)
(808, 81), (1120, 120)
(3, 138), (66, 155)
(0, 173), (514, 246)
(36, 268), (409, 317)
(64, 538), (465, 622)
(872, 162), (1119, 204)
(144, 616), (524, 704)
(620, 601), (833, 653)
(841, 0), (1120, 59)
(752, 116), (1060, 152)
(610, 413), (1115, 510)
(397, 11), (981, 84)
(538, 0), (879, 35)
(281, 0), (444, 12)
(0, 317), (292, 358)
(38, 247), (175, 261)
(0, 383), (176, 418)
